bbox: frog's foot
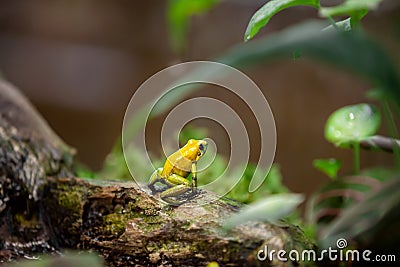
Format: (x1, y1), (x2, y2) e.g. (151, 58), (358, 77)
(148, 182), (168, 193)
(179, 190), (198, 205)
(148, 184), (156, 193)
(160, 185), (191, 206)
(148, 168), (164, 192)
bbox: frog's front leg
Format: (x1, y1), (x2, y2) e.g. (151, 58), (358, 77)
(191, 161), (197, 192)
(148, 167), (163, 192)
(161, 174), (191, 205)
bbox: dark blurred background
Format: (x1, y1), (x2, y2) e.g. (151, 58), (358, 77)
(0, 0), (399, 196)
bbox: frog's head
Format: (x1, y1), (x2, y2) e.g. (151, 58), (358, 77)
(185, 139), (208, 161)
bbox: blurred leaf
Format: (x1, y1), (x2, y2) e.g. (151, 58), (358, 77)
(306, 173), (391, 233)
(244, 0), (319, 41)
(301, 223), (317, 242)
(223, 164), (289, 203)
(313, 158), (342, 179)
(75, 165), (97, 179)
(323, 18), (352, 32)
(261, 164), (289, 194)
(99, 150), (131, 180)
(223, 193), (304, 230)
(319, 0), (383, 18)
(99, 146), (165, 181)
(321, 178), (400, 249)
(179, 126), (208, 145)
(360, 167), (399, 181)
(325, 104), (381, 147)
(366, 88), (387, 101)
(218, 21), (400, 103)
(167, 0), (220, 52)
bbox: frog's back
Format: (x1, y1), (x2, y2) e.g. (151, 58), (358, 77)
(161, 150), (191, 178)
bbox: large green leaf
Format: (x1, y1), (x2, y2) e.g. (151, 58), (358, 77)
(244, 0), (320, 41)
(223, 193), (304, 230)
(219, 21), (400, 103)
(319, 0), (383, 18)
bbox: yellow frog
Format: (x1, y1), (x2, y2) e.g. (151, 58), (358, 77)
(148, 139), (207, 205)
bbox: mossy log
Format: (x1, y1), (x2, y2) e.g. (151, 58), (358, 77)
(0, 80), (314, 266)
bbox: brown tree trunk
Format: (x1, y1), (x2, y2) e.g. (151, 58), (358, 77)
(0, 80), (314, 266)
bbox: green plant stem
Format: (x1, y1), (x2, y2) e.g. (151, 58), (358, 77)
(383, 100), (400, 169)
(354, 142), (360, 174)
(326, 15), (339, 30)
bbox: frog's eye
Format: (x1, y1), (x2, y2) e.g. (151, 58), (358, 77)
(199, 143), (205, 152)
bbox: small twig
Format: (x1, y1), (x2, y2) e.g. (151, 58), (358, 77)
(360, 135), (400, 153)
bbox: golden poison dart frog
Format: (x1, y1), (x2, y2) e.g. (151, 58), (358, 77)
(148, 139), (207, 205)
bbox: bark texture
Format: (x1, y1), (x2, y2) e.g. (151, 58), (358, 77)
(0, 80), (76, 261)
(0, 80), (314, 266)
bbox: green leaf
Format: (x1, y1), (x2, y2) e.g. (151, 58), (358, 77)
(313, 158), (342, 179)
(245, 0), (319, 41)
(323, 18), (352, 32)
(224, 164), (289, 204)
(319, 0), (383, 18)
(223, 193), (304, 230)
(360, 167), (399, 181)
(179, 125), (208, 145)
(325, 104), (381, 147)
(219, 21), (400, 104)
(167, 0), (220, 52)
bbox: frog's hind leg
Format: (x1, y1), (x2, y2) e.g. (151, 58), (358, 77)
(161, 185), (191, 206)
(160, 174), (191, 205)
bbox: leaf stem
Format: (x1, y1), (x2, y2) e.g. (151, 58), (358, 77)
(326, 15), (339, 30)
(383, 100), (400, 168)
(353, 142), (360, 174)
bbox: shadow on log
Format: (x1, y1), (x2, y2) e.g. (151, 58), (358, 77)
(0, 80), (314, 266)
